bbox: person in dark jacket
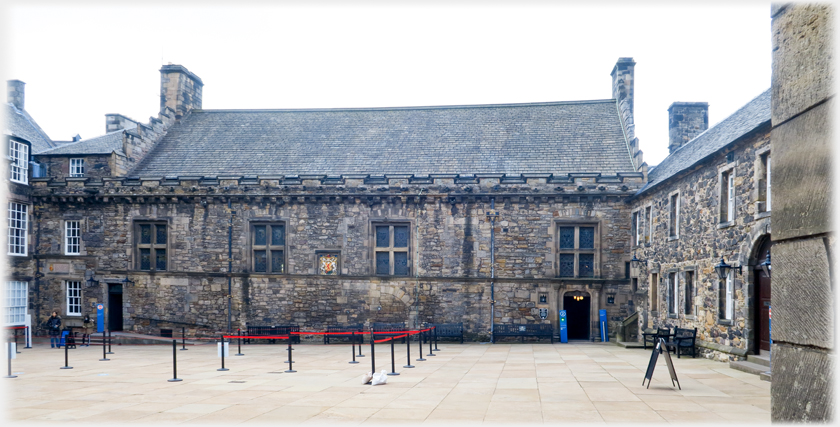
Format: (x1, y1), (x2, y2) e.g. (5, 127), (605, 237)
(47, 311), (61, 348)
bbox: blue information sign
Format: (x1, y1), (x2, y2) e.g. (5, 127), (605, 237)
(96, 303), (105, 333)
(599, 309), (608, 342)
(558, 310), (568, 343)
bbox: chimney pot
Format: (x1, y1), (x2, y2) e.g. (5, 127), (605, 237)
(7, 80), (25, 110)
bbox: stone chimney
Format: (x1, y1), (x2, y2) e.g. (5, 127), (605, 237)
(667, 102), (709, 153)
(7, 80), (25, 110)
(611, 58), (635, 114)
(159, 64), (204, 119)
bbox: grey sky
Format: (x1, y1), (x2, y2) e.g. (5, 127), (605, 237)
(3, 2), (771, 167)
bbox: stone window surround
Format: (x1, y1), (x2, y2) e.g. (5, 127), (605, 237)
(554, 220), (600, 279)
(667, 190), (680, 240)
(370, 220), (413, 277)
(316, 250), (341, 276)
(249, 221), (287, 274)
(69, 158), (86, 177)
(649, 270), (659, 316)
(718, 161), (737, 227)
(644, 204), (652, 246)
(64, 219), (83, 255)
(683, 268), (696, 319)
(755, 145), (772, 218)
(133, 219), (169, 272)
(631, 204), (654, 248)
(667, 270), (678, 318)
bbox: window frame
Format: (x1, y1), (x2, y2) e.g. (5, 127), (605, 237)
(8, 138), (29, 184)
(756, 148), (772, 213)
(7, 202), (28, 256)
(134, 221), (168, 271)
(667, 272), (678, 316)
(644, 205), (652, 245)
(250, 222), (286, 274)
(556, 222), (599, 278)
(65, 280), (82, 317)
(373, 223), (411, 276)
(65, 220), (81, 255)
(719, 270), (734, 321)
(69, 158), (86, 177)
(668, 192), (680, 239)
(4, 281), (28, 326)
(650, 272), (659, 313)
(719, 163), (737, 224)
(684, 270), (695, 316)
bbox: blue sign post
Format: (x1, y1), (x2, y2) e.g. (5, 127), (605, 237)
(559, 310), (568, 343)
(599, 309), (608, 342)
(96, 304), (105, 333)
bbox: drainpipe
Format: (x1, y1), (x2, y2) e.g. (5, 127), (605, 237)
(34, 210), (42, 327)
(227, 199), (233, 333)
(490, 198), (496, 343)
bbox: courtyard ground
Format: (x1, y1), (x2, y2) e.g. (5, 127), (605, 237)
(3, 339), (770, 424)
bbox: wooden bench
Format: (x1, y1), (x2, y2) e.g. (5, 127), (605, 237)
(245, 325), (300, 344)
(323, 324), (364, 345)
(427, 323), (464, 343)
(492, 324), (554, 343)
(371, 322), (408, 343)
(669, 327), (697, 358)
(643, 328), (671, 350)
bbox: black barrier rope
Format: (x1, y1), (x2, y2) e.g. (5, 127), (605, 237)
(60, 341), (72, 370)
(404, 332), (414, 368)
(235, 329), (244, 356)
(388, 336), (399, 376)
(349, 331), (358, 364)
(181, 328), (188, 351)
(284, 337), (296, 373)
(106, 330), (114, 355)
(218, 336), (229, 371)
(4, 342), (15, 379)
(100, 332), (110, 361)
(168, 340), (182, 382)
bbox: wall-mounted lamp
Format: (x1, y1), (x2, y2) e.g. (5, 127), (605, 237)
(121, 276), (136, 287)
(573, 295), (584, 302)
(630, 250), (654, 268)
(759, 252), (771, 278)
(85, 274), (99, 288)
(714, 256), (742, 281)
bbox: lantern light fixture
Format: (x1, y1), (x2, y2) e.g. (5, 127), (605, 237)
(759, 252), (771, 278)
(714, 256), (743, 281)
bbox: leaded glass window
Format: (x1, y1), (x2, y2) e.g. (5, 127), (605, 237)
(373, 223), (410, 276)
(556, 224), (598, 278)
(135, 222), (166, 271)
(318, 252), (340, 275)
(252, 223), (285, 273)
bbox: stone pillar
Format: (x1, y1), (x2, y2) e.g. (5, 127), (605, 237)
(610, 58), (635, 115)
(667, 102), (709, 153)
(7, 79), (25, 110)
(770, 3), (834, 422)
(159, 64), (204, 119)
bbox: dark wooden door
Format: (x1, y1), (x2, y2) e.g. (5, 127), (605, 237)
(563, 295), (590, 340)
(757, 269), (771, 351)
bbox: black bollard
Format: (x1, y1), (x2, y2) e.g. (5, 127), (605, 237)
(218, 336), (229, 371)
(433, 326), (440, 352)
(416, 329), (426, 362)
(349, 332), (358, 364)
(100, 332), (109, 361)
(387, 337), (399, 376)
(284, 337), (296, 373)
(106, 330), (114, 355)
(60, 340), (73, 369)
(369, 331), (375, 384)
(25, 326), (31, 349)
(180, 327), (187, 351)
(4, 342), (16, 378)
(14, 329), (20, 354)
(427, 328), (435, 357)
(357, 333), (364, 357)
(235, 329), (244, 356)
(168, 340), (182, 382)
(404, 332), (414, 368)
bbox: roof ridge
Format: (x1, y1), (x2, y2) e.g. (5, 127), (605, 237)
(194, 99), (618, 114)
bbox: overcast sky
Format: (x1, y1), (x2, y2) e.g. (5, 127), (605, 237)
(2, 2), (771, 167)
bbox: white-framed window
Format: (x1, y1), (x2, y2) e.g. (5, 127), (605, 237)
(719, 271), (734, 320)
(720, 168), (736, 222)
(760, 152), (771, 212)
(65, 221), (81, 255)
(668, 193), (679, 238)
(7, 202), (28, 256)
(767, 154), (771, 211)
(631, 211), (639, 246)
(66, 281), (82, 316)
(668, 272), (678, 315)
(9, 139), (29, 184)
(4, 281), (28, 325)
(69, 158), (85, 177)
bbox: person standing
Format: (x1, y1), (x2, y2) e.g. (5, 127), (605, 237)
(47, 311), (62, 348)
(82, 314), (94, 346)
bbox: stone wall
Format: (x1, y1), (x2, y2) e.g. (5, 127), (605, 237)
(668, 102), (709, 154)
(39, 154), (113, 180)
(631, 125), (771, 362)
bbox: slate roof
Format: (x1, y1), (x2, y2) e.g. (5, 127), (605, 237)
(635, 89), (771, 196)
(36, 128), (129, 156)
(3, 103), (55, 153)
(129, 100), (637, 178)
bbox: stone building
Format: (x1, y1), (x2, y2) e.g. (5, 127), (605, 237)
(629, 90), (772, 362)
(6, 59), (649, 341)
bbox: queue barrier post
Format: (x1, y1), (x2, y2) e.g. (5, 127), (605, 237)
(284, 336), (296, 373)
(14, 329), (20, 354)
(427, 328), (435, 357)
(60, 340), (73, 369)
(25, 326), (31, 349)
(235, 329), (244, 356)
(387, 336), (399, 376)
(106, 330), (114, 355)
(404, 331), (414, 368)
(180, 327), (188, 351)
(218, 336), (229, 371)
(349, 331), (359, 364)
(4, 342), (16, 378)
(433, 326), (440, 352)
(99, 332), (110, 361)
(369, 329), (375, 384)
(168, 340), (182, 382)
(416, 329), (426, 362)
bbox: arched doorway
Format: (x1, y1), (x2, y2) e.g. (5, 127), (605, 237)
(563, 291), (590, 340)
(753, 236), (771, 354)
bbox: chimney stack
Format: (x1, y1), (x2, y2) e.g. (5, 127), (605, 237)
(159, 64), (204, 119)
(611, 58), (635, 114)
(667, 102), (709, 153)
(7, 80), (25, 110)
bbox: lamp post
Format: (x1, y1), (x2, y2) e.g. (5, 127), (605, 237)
(486, 198), (499, 343)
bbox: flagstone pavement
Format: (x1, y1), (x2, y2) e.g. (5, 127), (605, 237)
(3, 340), (770, 424)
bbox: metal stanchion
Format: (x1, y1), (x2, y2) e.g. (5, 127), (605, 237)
(427, 328), (435, 356)
(99, 332), (109, 361)
(106, 330), (114, 354)
(168, 340), (182, 382)
(433, 326), (440, 352)
(284, 337), (296, 373)
(4, 342), (16, 378)
(60, 340), (73, 369)
(404, 331), (414, 368)
(416, 329), (426, 362)
(357, 332), (364, 357)
(14, 329), (20, 354)
(369, 331), (375, 384)
(218, 336), (229, 371)
(180, 327), (188, 351)
(235, 328), (244, 356)
(349, 332), (358, 364)
(387, 337), (399, 376)
(25, 326), (31, 349)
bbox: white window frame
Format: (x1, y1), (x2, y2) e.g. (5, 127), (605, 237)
(65, 220), (81, 255)
(4, 281), (28, 326)
(727, 173), (735, 222)
(725, 271), (734, 320)
(766, 154), (772, 211)
(9, 139), (29, 184)
(69, 158), (85, 177)
(631, 211), (639, 246)
(66, 281), (82, 316)
(7, 202), (28, 256)
(668, 272), (678, 315)
(668, 191), (680, 239)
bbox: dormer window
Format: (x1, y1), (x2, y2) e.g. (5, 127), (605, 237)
(69, 158), (85, 177)
(9, 139), (29, 184)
